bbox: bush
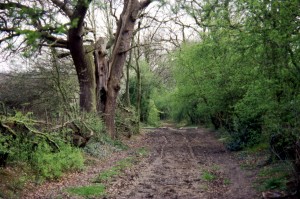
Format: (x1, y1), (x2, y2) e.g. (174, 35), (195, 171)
(32, 141), (84, 180)
(115, 104), (139, 137)
(0, 112), (84, 181)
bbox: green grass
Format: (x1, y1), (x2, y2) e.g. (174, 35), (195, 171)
(117, 157), (134, 168)
(223, 178), (231, 185)
(255, 163), (290, 191)
(201, 170), (217, 181)
(93, 157), (134, 183)
(136, 147), (148, 157)
(91, 148), (148, 190)
(95, 167), (120, 182)
(211, 164), (220, 171)
(246, 142), (269, 153)
(66, 184), (106, 197)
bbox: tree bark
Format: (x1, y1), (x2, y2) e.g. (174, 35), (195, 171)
(104, 0), (150, 138)
(68, 0), (96, 112)
(94, 37), (109, 113)
(124, 49), (132, 107)
(134, 35), (142, 123)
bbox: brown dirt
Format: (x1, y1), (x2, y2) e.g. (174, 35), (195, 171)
(106, 127), (259, 199)
(21, 127), (259, 199)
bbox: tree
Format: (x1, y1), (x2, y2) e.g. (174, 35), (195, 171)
(167, 0), (300, 152)
(0, 0), (154, 138)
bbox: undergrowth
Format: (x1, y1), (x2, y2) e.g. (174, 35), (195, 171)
(67, 147), (148, 197)
(236, 145), (295, 194)
(255, 163), (291, 191)
(93, 157), (134, 183)
(32, 141), (84, 181)
(94, 148), (148, 183)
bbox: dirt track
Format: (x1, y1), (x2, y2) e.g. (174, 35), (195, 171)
(107, 127), (258, 199)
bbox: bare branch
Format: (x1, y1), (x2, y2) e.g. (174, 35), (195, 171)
(50, 0), (73, 18)
(109, 0), (119, 23)
(139, 0), (155, 10)
(0, 2), (32, 10)
(0, 34), (20, 44)
(57, 52), (71, 58)
(39, 43), (68, 49)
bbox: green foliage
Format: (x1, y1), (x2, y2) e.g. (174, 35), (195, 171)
(262, 178), (287, 191)
(127, 61), (162, 125)
(201, 170), (217, 182)
(96, 168), (120, 182)
(100, 134), (128, 150)
(84, 131), (128, 159)
(66, 184), (106, 197)
(256, 164), (290, 191)
(0, 135), (11, 154)
(136, 147), (148, 157)
(0, 112), (84, 181)
(70, 18), (80, 28)
(223, 178), (231, 185)
(79, 112), (104, 134)
(164, 0), (300, 154)
(32, 141), (84, 180)
(94, 157), (133, 183)
(147, 99), (160, 127)
(115, 105), (139, 137)
(93, 148), (147, 184)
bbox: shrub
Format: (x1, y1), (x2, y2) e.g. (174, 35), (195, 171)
(32, 141), (84, 180)
(115, 105), (139, 137)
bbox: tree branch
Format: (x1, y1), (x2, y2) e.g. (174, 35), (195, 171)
(50, 0), (73, 18)
(0, 34), (20, 44)
(0, 2), (32, 10)
(39, 43), (68, 49)
(139, 0), (155, 10)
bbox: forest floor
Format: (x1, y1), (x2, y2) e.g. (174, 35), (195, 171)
(20, 126), (261, 199)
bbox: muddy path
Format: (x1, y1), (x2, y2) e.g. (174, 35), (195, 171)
(107, 127), (259, 199)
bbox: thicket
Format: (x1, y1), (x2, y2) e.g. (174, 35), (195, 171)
(156, 0), (300, 182)
(0, 55), (78, 118)
(124, 60), (161, 127)
(0, 112), (84, 180)
(0, 53), (130, 189)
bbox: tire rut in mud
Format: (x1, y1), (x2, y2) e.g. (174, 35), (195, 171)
(107, 128), (258, 199)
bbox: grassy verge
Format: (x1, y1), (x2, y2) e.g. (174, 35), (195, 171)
(93, 147), (148, 183)
(66, 184), (106, 197)
(93, 157), (134, 183)
(255, 162), (291, 191)
(235, 146), (295, 193)
(66, 147), (149, 198)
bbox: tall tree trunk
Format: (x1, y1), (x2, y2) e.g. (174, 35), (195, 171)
(133, 32), (142, 123)
(68, 0), (96, 113)
(136, 62), (142, 122)
(104, 0), (152, 138)
(124, 49), (132, 107)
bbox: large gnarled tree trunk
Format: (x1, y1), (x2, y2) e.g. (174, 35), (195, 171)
(68, 0), (152, 138)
